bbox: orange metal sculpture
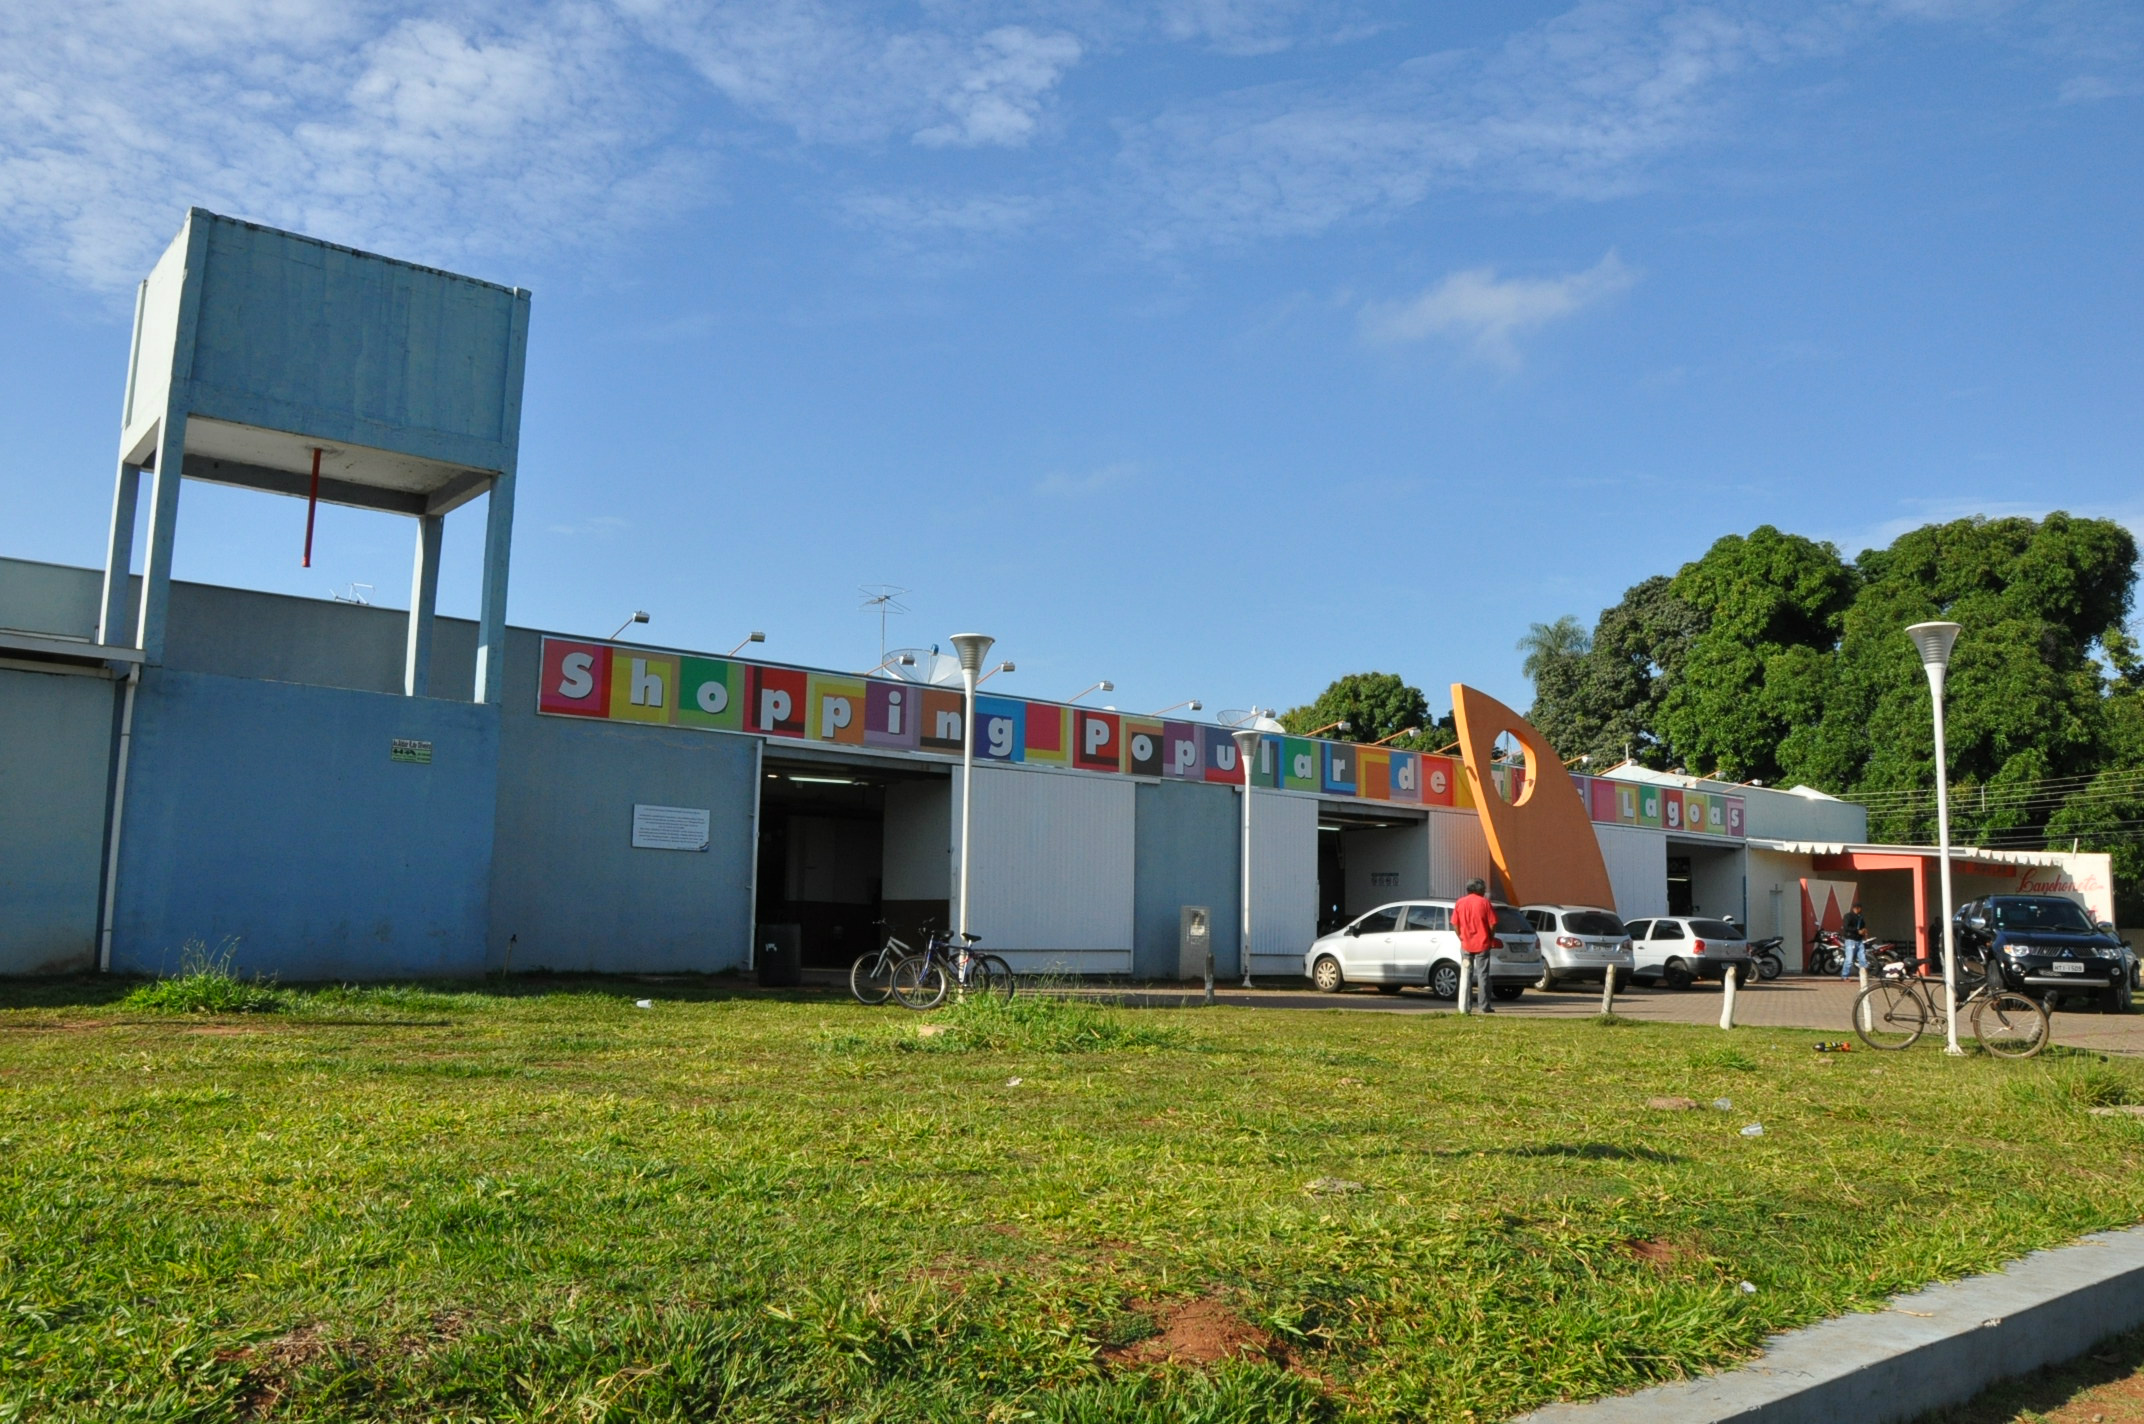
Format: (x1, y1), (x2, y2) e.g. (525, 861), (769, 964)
(1451, 683), (1616, 910)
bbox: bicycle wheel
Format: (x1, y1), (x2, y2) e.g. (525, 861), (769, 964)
(1853, 982), (1927, 1050)
(975, 954), (1016, 1001)
(1973, 990), (2050, 1059)
(850, 950), (896, 1006)
(891, 956), (949, 1010)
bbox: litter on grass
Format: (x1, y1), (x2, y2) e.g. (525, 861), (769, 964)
(1740, 1123), (1765, 1137)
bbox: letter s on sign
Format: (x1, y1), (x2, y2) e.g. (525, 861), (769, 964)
(559, 652), (595, 700)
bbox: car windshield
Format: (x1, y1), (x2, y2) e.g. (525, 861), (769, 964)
(1564, 911), (1625, 937)
(1991, 898), (2095, 933)
(1493, 907), (1535, 936)
(1689, 919), (1742, 939)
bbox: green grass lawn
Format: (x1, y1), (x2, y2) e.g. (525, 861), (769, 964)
(5, 976), (2144, 1423)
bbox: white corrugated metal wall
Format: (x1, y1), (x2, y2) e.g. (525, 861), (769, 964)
(1596, 824), (1668, 918)
(1248, 791), (1319, 973)
(1426, 807), (1494, 899)
(961, 764), (1136, 973)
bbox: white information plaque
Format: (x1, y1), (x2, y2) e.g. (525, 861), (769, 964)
(631, 804), (711, 852)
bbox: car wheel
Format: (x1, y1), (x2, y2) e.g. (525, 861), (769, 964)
(1311, 955), (1344, 993)
(1730, 962), (1756, 987)
(1663, 958), (1694, 991)
(1428, 960), (1461, 1001)
(1491, 985), (1525, 1002)
(1536, 970), (1557, 991)
(2107, 979), (2133, 1015)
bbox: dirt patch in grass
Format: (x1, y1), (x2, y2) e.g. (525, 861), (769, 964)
(1623, 1237), (1696, 1270)
(230, 1324), (344, 1418)
(1104, 1295), (1284, 1368)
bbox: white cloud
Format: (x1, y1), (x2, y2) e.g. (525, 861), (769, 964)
(613, 2), (1081, 149)
(1033, 462), (1136, 498)
(1120, 2), (1838, 247)
(913, 27), (1084, 148)
(0, 0), (697, 290)
(1360, 251), (1636, 367)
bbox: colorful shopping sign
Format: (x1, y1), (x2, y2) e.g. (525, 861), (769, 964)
(533, 636), (1747, 837)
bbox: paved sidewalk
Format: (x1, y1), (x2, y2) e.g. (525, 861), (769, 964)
(1054, 976), (2144, 1055)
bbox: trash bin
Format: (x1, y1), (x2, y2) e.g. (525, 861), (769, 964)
(1177, 906), (1213, 982)
(756, 923), (802, 987)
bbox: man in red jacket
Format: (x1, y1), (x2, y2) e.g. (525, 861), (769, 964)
(1454, 877), (1499, 1014)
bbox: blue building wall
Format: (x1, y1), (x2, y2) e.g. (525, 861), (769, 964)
(488, 631), (759, 973)
(1132, 780), (1241, 979)
(111, 667), (499, 979)
(0, 666), (116, 974)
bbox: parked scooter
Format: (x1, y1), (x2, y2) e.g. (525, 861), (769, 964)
(1747, 936), (1785, 981)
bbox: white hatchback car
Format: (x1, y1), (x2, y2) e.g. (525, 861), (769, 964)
(1520, 904), (1636, 989)
(1305, 899), (1543, 1001)
(1624, 916), (1752, 989)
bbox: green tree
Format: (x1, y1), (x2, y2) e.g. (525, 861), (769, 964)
(1803, 514), (2137, 846)
(1656, 526), (1857, 783)
(1280, 672), (1450, 749)
(1523, 576), (1704, 769)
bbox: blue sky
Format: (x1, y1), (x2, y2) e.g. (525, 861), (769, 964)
(2, 0), (2139, 719)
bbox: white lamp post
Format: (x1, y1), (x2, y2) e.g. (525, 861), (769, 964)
(950, 633), (995, 943)
(1231, 725), (1268, 990)
(1907, 621), (1964, 1056)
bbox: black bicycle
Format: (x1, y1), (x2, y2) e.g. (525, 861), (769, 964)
(892, 929), (1015, 1010)
(1851, 960), (2048, 1058)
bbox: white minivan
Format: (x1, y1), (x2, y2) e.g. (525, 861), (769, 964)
(1305, 899), (1543, 1001)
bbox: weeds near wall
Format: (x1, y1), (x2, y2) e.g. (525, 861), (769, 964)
(122, 938), (284, 1014)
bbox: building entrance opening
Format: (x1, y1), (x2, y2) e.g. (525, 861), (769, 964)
(757, 759), (949, 970)
(1667, 841), (1744, 925)
(1317, 806), (1429, 933)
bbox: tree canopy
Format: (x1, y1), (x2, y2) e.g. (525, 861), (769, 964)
(1521, 513), (2144, 920)
(1279, 672), (1454, 751)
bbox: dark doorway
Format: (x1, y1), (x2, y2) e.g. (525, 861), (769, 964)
(1667, 856), (1693, 916)
(755, 759), (950, 969)
(1317, 827), (1344, 933)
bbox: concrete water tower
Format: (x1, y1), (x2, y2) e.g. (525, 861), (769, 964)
(97, 208), (530, 701)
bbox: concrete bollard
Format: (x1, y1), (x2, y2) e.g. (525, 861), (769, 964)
(1600, 963), (1619, 1016)
(1456, 956), (1472, 1015)
(1720, 966), (1739, 1030)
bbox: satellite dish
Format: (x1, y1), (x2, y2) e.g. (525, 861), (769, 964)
(881, 648), (963, 686)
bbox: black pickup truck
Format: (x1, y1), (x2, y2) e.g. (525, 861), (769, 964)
(1953, 895), (2135, 1014)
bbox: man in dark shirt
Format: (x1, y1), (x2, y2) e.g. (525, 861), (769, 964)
(1454, 877), (1499, 1014)
(1839, 901), (1869, 979)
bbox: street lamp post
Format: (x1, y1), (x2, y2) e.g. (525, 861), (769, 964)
(1231, 726), (1266, 991)
(1907, 621), (1964, 1056)
(950, 633), (995, 944)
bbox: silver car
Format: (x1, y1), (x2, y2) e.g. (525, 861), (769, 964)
(1521, 904), (1637, 989)
(1305, 899), (1543, 1001)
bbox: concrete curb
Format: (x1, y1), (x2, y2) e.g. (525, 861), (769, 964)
(1513, 1224), (2144, 1424)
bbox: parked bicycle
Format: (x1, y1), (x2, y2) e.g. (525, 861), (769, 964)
(1850, 958), (2048, 1057)
(892, 929), (1015, 1010)
(850, 926), (913, 1005)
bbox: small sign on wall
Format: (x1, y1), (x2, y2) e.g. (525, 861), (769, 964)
(390, 739), (433, 764)
(632, 804), (711, 852)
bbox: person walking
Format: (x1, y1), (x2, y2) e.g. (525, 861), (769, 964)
(1454, 877), (1499, 1014)
(1838, 901), (1869, 980)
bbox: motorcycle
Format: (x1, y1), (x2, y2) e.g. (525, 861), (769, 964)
(1808, 931), (1844, 977)
(1747, 936), (1785, 982)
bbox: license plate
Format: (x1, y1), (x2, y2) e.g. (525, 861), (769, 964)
(2052, 962), (2086, 974)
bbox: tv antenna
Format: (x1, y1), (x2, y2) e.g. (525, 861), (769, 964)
(859, 585), (910, 663)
